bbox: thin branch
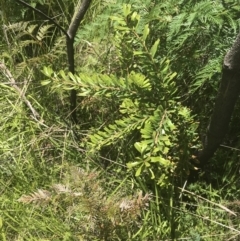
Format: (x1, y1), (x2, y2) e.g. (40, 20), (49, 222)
(178, 187), (237, 216)
(15, 0), (68, 37)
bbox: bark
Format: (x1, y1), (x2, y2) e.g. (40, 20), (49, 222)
(198, 32), (240, 166)
(67, 0), (92, 123)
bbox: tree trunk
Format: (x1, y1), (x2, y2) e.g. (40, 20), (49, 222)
(198, 32), (240, 166)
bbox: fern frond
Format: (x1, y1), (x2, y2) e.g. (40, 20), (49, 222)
(6, 21), (29, 32)
(36, 24), (54, 41)
(190, 58), (222, 93)
(167, 0), (234, 43)
(26, 24), (38, 34)
(18, 40), (40, 49)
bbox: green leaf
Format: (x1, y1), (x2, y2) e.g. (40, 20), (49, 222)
(143, 24), (150, 41)
(179, 106), (190, 117)
(135, 164), (144, 177)
(166, 72), (177, 83)
(144, 160), (150, 167)
(131, 12), (138, 21)
(110, 16), (126, 26)
(150, 39), (160, 58)
(127, 161), (141, 169)
(123, 4), (131, 17)
(115, 26), (131, 31)
(134, 142), (148, 155)
(165, 119), (176, 131)
(149, 168), (155, 179)
(42, 66), (53, 77)
(41, 80), (51, 86)
(158, 174), (167, 187)
(151, 157), (170, 167)
(59, 70), (68, 81)
(133, 51), (144, 56)
(150, 157), (161, 163)
(134, 142), (142, 153)
(68, 72), (77, 82)
(77, 90), (91, 96)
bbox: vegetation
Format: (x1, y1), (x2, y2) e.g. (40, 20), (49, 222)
(1, 0), (240, 240)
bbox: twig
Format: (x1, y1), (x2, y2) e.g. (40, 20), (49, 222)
(178, 187), (237, 216)
(0, 62), (40, 120)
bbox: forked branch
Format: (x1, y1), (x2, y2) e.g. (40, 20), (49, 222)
(16, 0), (92, 123)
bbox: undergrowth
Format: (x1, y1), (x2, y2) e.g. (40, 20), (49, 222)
(1, 0), (240, 240)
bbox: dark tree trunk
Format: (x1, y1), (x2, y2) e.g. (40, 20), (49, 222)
(198, 32), (240, 166)
(67, 0), (92, 124)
